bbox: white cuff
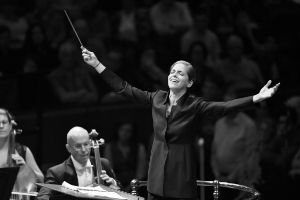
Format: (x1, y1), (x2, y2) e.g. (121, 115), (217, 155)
(95, 63), (106, 74)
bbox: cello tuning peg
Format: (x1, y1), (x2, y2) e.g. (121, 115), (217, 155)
(11, 120), (17, 126)
(89, 129), (100, 140)
(14, 129), (22, 135)
(99, 138), (105, 145)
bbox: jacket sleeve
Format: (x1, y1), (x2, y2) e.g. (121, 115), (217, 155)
(99, 69), (154, 106)
(196, 96), (255, 119)
(36, 168), (63, 200)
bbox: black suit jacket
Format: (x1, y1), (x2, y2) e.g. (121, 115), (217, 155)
(36, 156), (118, 200)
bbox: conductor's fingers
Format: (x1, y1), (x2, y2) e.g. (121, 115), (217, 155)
(273, 83), (280, 91)
(264, 80), (272, 88)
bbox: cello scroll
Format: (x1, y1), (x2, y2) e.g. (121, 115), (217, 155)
(89, 129), (105, 185)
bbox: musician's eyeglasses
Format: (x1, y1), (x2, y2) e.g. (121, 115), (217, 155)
(71, 143), (91, 151)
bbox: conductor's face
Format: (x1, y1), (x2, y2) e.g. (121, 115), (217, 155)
(66, 128), (91, 166)
(168, 62), (193, 92)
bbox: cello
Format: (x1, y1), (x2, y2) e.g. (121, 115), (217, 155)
(8, 123), (38, 200)
(89, 129), (120, 190)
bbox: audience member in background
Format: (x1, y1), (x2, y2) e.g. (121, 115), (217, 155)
(185, 41), (223, 99)
(210, 91), (261, 200)
(0, 25), (22, 108)
(37, 126), (120, 200)
(104, 122), (147, 192)
(150, 0), (192, 37)
(42, 8), (68, 50)
(149, 0), (193, 67)
(0, 24), (23, 76)
(112, 0), (138, 44)
(137, 47), (168, 91)
(258, 96), (300, 200)
(0, 108), (44, 198)
(181, 13), (221, 67)
(48, 41), (98, 105)
(22, 23), (57, 74)
(216, 34), (264, 96)
(0, 5), (28, 49)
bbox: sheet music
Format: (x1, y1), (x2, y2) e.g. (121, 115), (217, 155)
(62, 181), (127, 200)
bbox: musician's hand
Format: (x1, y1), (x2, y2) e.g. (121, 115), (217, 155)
(11, 153), (26, 166)
(100, 170), (117, 186)
(81, 47), (100, 68)
(253, 80), (280, 103)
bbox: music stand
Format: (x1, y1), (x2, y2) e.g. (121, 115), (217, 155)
(0, 167), (19, 200)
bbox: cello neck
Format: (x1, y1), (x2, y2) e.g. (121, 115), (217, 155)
(93, 145), (104, 184)
(7, 130), (16, 167)
(89, 129), (105, 185)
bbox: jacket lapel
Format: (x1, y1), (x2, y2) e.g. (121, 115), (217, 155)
(65, 157), (79, 186)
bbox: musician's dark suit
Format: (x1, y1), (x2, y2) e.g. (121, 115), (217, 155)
(36, 156), (118, 200)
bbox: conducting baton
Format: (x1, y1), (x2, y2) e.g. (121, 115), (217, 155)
(64, 9), (84, 48)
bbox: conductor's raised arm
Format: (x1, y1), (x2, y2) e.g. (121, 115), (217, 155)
(82, 47), (106, 74)
(253, 80), (280, 103)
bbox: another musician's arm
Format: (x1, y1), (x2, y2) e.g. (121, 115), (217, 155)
(24, 147), (44, 182)
(36, 168), (60, 200)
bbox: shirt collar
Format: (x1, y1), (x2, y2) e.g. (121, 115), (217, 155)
(163, 90), (189, 106)
(71, 155), (93, 171)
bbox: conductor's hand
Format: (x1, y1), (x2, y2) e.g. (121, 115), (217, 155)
(253, 80), (280, 103)
(81, 47), (100, 68)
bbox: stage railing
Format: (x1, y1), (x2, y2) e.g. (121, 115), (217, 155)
(130, 179), (260, 200)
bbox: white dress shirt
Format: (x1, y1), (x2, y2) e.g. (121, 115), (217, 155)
(71, 156), (94, 187)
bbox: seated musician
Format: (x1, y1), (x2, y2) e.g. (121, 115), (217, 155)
(37, 126), (121, 200)
(0, 108), (44, 195)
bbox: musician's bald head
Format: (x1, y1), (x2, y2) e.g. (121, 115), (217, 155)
(66, 126), (91, 165)
(67, 126), (89, 145)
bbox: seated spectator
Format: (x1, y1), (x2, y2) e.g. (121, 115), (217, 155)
(258, 97), (300, 200)
(181, 13), (222, 67)
(48, 41), (99, 105)
(21, 23), (57, 74)
(211, 91), (261, 200)
(216, 34), (264, 96)
(150, 0), (193, 36)
(149, 0), (193, 67)
(0, 25), (23, 76)
(0, 5), (28, 49)
(112, 0), (138, 43)
(104, 122), (147, 192)
(137, 47), (168, 91)
(185, 41), (223, 98)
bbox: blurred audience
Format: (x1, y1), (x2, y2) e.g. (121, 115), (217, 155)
(48, 41), (98, 105)
(211, 90), (261, 200)
(150, 0), (193, 37)
(216, 34), (265, 96)
(104, 122), (147, 192)
(136, 47), (168, 91)
(21, 23), (57, 74)
(258, 96), (300, 200)
(181, 13), (221, 67)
